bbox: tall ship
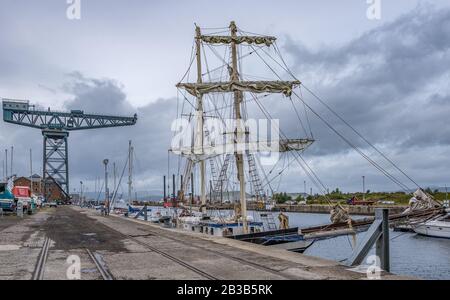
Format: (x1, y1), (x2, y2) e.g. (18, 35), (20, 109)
(170, 21), (315, 238)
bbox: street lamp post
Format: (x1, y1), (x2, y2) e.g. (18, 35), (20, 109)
(304, 180), (306, 199)
(80, 181), (83, 206)
(362, 176), (366, 201)
(445, 185), (448, 201)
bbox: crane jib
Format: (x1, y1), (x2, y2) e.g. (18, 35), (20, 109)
(1, 99), (137, 201)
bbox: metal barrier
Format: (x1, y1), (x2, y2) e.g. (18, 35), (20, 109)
(346, 208), (390, 272)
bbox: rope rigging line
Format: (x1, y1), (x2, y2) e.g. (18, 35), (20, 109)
(292, 90), (411, 192)
(289, 96), (310, 138)
(233, 44), (333, 198)
(247, 41), (412, 192)
(300, 84), (421, 190)
(178, 38), (196, 84)
(271, 41), (419, 191)
(250, 91), (333, 204)
(299, 87), (314, 139)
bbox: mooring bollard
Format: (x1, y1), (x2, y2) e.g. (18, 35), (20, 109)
(16, 201), (24, 218)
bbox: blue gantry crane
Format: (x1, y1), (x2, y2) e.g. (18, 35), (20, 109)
(2, 99), (137, 200)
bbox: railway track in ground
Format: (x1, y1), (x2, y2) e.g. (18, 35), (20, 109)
(32, 236), (114, 280)
(107, 228), (219, 280)
(85, 248), (115, 280)
(149, 230), (300, 279)
(32, 237), (50, 280)
(104, 218), (298, 280)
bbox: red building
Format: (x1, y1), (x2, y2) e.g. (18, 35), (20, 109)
(14, 175), (68, 202)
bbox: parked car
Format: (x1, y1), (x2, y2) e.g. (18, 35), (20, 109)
(43, 202), (58, 208)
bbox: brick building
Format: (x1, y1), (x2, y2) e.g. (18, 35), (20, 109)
(14, 175), (68, 202)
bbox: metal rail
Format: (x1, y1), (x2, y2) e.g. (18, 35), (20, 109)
(86, 248), (114, 280)
(153, 232), (299, 279)
(32, 237), (50, 280)
(126, 235), (219, 280)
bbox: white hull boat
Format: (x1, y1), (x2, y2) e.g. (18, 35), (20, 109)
(413, 211), (450, 239)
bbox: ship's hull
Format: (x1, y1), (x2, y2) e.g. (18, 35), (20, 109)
(413, 221), (450, 239)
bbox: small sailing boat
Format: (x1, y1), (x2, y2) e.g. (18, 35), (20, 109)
(412, 211), (450, 239)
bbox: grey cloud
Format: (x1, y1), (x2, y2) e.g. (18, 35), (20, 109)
(281, 5), (450, 157)
(2, 3), (450, 193)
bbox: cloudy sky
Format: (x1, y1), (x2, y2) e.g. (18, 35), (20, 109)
(1, 0), (449, 195)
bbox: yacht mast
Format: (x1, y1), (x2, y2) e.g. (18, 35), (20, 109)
(195, 26), (207, 214)
(128, 140), (133, 205)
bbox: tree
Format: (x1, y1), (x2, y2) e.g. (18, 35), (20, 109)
(273, 192), (292, 204)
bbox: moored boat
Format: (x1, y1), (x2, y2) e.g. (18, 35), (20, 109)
(413, 210), (450, 239)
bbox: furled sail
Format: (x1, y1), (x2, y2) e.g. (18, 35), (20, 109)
(200, 35), (276, 46)
(171, 139), (313, 157)
(176, 80), (301, 97)
(402, 188), (443, 214)
(280, 139), (315, 152)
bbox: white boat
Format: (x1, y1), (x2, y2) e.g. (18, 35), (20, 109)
(413, 210), (450, 239)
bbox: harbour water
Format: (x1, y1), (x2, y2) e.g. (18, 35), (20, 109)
(146, 207), (449, 280)
(284, 212), (450, 280)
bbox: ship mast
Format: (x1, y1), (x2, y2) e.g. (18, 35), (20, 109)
(229, 21), (248, 232)
(128, 140), (133, 205)
(195, 26), (207, 214)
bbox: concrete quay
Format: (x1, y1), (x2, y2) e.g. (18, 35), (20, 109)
(0, 206), (410, 280)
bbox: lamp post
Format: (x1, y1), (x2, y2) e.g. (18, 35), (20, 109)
(362, 176), (366, 201)
(80, 181), (83, 206)
(304, 180), (307, 199)
(445, 185), (448, 201)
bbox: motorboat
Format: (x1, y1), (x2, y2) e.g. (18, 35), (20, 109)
(413, 210), (450, 239)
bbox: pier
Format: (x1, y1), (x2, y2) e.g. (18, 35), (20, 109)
(0, 206), (410, 280)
